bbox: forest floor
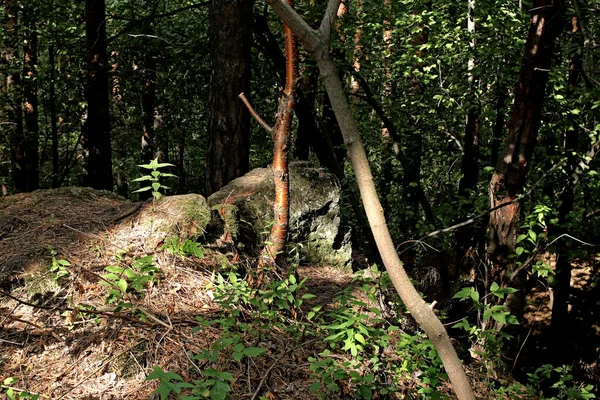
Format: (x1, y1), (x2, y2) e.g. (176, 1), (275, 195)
(0, 188), (598, 399)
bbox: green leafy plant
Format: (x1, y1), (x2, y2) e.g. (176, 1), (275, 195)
(133, 158), (176, 200)
(1, 377), (39, 400)
(49, 254), (70, 281)
(161, 236), (204, 259)
(101, 255), (161, 304)
(146, 366), (235, 400)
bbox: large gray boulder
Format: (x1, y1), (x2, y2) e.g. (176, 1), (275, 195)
(207, 161), (352, 270)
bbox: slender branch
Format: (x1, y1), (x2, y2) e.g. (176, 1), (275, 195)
(399, 158), (565, 256)
(239, 93), (274, 133)
(319, 0), (342, 42)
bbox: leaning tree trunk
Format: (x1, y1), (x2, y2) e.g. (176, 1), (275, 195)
(487, 0), (563, 319)
(265, 0), (476, 398)
(205, 0), (253, 196)
(82, 0), (113, 191)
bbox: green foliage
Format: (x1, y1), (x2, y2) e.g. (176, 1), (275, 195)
(1, 377), (39, 400)
(101, 255), (161, 305)
(161, 236), (205, 259)
(49, 255), (70, 281)
(146, 366), (234, 400)
(133, 158), (176, 200)
(452, 282), (518, 366)
(526, 365), (596, 400)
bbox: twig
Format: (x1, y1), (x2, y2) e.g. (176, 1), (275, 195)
(250, 339), (321, 400)
(0, 288), (153, 326)
(0, 384), (48, 399)
(239, 92), (273, 133)
(399, 158), (565, 256)
(55, 340), (147, 399)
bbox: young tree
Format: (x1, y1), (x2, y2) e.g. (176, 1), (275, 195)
(265, 0), (476, 398)
(204, 0), (253, 195)
(82, 0), (113, 191)
(260, 0), (297, 265)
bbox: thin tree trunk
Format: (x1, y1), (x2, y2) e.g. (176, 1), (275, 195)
(82, 0), (113, 191)
(265, 1), (476, 398)
(488, 0), (564, 319)
(261, 0), (297, 264)
(49, 44), (59, 188)
(455, 0), (479, 271)
(22, 3), (40, 191)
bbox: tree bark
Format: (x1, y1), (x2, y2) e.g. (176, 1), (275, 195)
(488, 0), (563, 319)
(4, 0), (25, 193)
(550, 12), (584, 363)
(82, 0), (113, 191)
(205, 0), (253, 196)
(265, 1), (476, 398)
(22, 2), (40, 191)
(49, 44), (59, 188)
(455, 0), (479, 270)
(262, 0), (297, 264)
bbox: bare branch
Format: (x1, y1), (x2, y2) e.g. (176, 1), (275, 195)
(319, 0), (343, 42)
(239, 93), (274, 133)
(265, 0), (322, 52)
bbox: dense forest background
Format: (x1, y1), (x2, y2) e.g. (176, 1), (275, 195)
(2, 0), (600, 398)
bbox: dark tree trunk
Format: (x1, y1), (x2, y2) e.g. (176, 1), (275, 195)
(49, 44), (59, 188)
(22, 3), (40, 191)
(205, 0), (253, 196)
(82, 0), (113, 191)
(4, 0), (25, 193)
(490, 85), (508, 169)
(140, 22), (159, 166)
(139, 22), (164, 200)
(488, 0), (564, 318)
(550, 12), (584, 363)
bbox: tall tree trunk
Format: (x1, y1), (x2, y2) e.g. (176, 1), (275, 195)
(205, 0), (253, 196)
(549, 12), (584, 363)
(266, 1), (476, 398)
(49, 44), (60, 188)
(455, 0), (479, 271)
(22, 2), (40, 191)
(4, 0), (25, 193)
(82, 0), (113, 191)
(261, 0), (297, 265)
(140, 22), (160, 166)
(488, 0), (563, 319)
(139, 21), (164, 199)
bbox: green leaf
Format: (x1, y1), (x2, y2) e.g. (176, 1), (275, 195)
(309, 382), (322, 393)
(243, 347), (266, 357)
(132, 186), (153, 193)
(209, 380), (231, 400)
(132, 176), (153, 182)
(354, 332), (366, 345)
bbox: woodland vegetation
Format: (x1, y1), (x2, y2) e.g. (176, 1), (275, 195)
(1, 0), (600, 398)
